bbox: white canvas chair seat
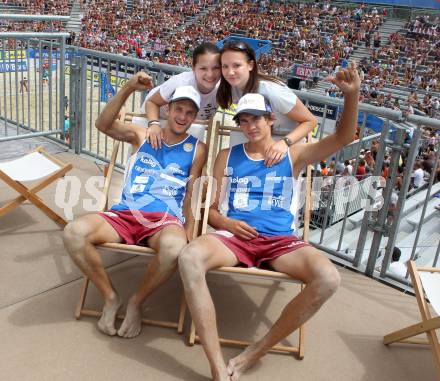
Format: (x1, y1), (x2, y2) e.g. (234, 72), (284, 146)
(187, 119), (313, 359)
(384, 261), (440, 378)
(0, 147), (72, 226)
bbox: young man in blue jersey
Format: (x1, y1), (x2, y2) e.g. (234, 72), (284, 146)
(63, 72), (207, 338)
(179, 63), (360, 381)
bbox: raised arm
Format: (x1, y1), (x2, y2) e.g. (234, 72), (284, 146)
(208, 149), (258, 240)
(95, 72), (153, 148)
(182, 141), (208, 241)
(292, 62), (360, 177)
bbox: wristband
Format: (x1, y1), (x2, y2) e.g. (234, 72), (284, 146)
(147, 120), (161, 127)
(282, 136), (294, 147)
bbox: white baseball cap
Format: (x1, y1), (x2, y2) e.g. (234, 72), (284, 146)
(233, 93), (273, 121)
(169, 85), (201, 110)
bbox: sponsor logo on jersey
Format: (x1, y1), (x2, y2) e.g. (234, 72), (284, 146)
(231, 176), (249, 185)
(139, 156), (158, 167)
(183, 143), (194, 152)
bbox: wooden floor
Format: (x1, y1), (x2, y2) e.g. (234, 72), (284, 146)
(0, 145), (437, 381)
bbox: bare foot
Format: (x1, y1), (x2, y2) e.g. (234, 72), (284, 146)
(117, 297), (143, 338)
(97, 294), (122, 336)
(213, 373), (231, 381)
(212, 365), (231, 381)
(227, 346), (261, 381)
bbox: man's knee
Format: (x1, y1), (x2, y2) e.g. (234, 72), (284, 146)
(63, 220), (87, 254)
(312, 262), (341, 303)
(178, 241), (206, 282)
(157, 233), (187, 266)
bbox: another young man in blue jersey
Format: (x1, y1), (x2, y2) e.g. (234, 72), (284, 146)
(179, 63), (360, 381)
(63, 73), (207, 338)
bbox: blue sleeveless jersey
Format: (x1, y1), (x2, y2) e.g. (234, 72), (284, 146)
(111, 135), (198, 222)
(226, 144), (296, 236)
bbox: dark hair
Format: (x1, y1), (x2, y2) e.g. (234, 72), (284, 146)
(192, 42), (220, 67)
(392, 247), (401, 262)
(216, 40), (282, 109)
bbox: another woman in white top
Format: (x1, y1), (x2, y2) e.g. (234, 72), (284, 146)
(217, 40), (317, 166)
(143, 42), (221, 148)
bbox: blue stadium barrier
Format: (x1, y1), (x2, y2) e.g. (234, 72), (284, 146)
(216, 35), (271, 60)
(348, 0), (440, 9)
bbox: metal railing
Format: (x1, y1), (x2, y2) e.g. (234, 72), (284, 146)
(0, 36), (439, 291)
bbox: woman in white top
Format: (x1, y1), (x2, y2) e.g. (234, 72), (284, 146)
(217, 40), (317, 166)
(143, 43), (221, 148)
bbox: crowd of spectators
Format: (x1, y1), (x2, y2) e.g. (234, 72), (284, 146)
(1, 0), (440, 119)
(325, 14), (439, 117)
(77, 0), (216, 64)
(0, 0), (71, 33)
(75, 1), (384, 75)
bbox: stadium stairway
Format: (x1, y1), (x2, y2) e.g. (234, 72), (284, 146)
(347, 181), (440, 231)
(184, 2), (219, 30)
(310, 18), (406, 97)
(66, 0), (83, 34)
(0, 3), (25, 14)
(309, 180), (440, 266)
(351, 18), (406, 63)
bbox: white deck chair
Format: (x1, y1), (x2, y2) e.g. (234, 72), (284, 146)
(187, 120), (313, 359)
(76, 110), (212, 333)
(384, 261), (440, 378)
(0, 147), (72, 226)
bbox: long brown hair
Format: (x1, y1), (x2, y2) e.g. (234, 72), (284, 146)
(216, 40), (283, 109)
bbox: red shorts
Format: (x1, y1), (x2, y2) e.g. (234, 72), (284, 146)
(210, 231), (311, 268)
(98, 210), (183, 245)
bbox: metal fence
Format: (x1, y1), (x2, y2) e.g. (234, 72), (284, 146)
(0, 35), (439, 291)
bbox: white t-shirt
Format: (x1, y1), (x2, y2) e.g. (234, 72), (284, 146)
(140, 71), (218, 121)
(389, 261), (407, 278)
(233, 80), (298, 132)
(231, 80), (299, 145)
(413, 168), (424, 188)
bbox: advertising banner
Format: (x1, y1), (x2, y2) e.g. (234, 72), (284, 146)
(291, 64), (318, 80)
(0, 60), (28, 73)
(308, 102), (338, 120)
(0, 50), (27, 60)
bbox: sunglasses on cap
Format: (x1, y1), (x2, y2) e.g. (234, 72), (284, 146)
(221, 40), (254, 54)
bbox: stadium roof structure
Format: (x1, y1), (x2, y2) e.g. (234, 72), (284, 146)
(216, 35), (272, 60)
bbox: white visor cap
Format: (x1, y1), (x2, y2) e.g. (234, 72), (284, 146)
(169, 85), (201, 110)
(233, 93), (272, 121)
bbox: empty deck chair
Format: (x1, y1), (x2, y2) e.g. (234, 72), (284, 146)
(187, 119), (312, 359)
(383, 261), (440, 378)
(75, 110), (212, 333)
(0, 147), (72, 226)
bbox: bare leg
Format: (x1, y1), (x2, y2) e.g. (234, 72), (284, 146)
(63, 214), (123, 336)
(179, 235), (239, 381)
(117, 224), (187, 338)
(227, 247), (340, 380)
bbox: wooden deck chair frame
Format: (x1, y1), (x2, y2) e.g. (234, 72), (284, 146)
(75, 110), (212, 332)
(187, 119), (313, 359)
(383, 261), (440, 378)
(0, 146), (72, 226)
